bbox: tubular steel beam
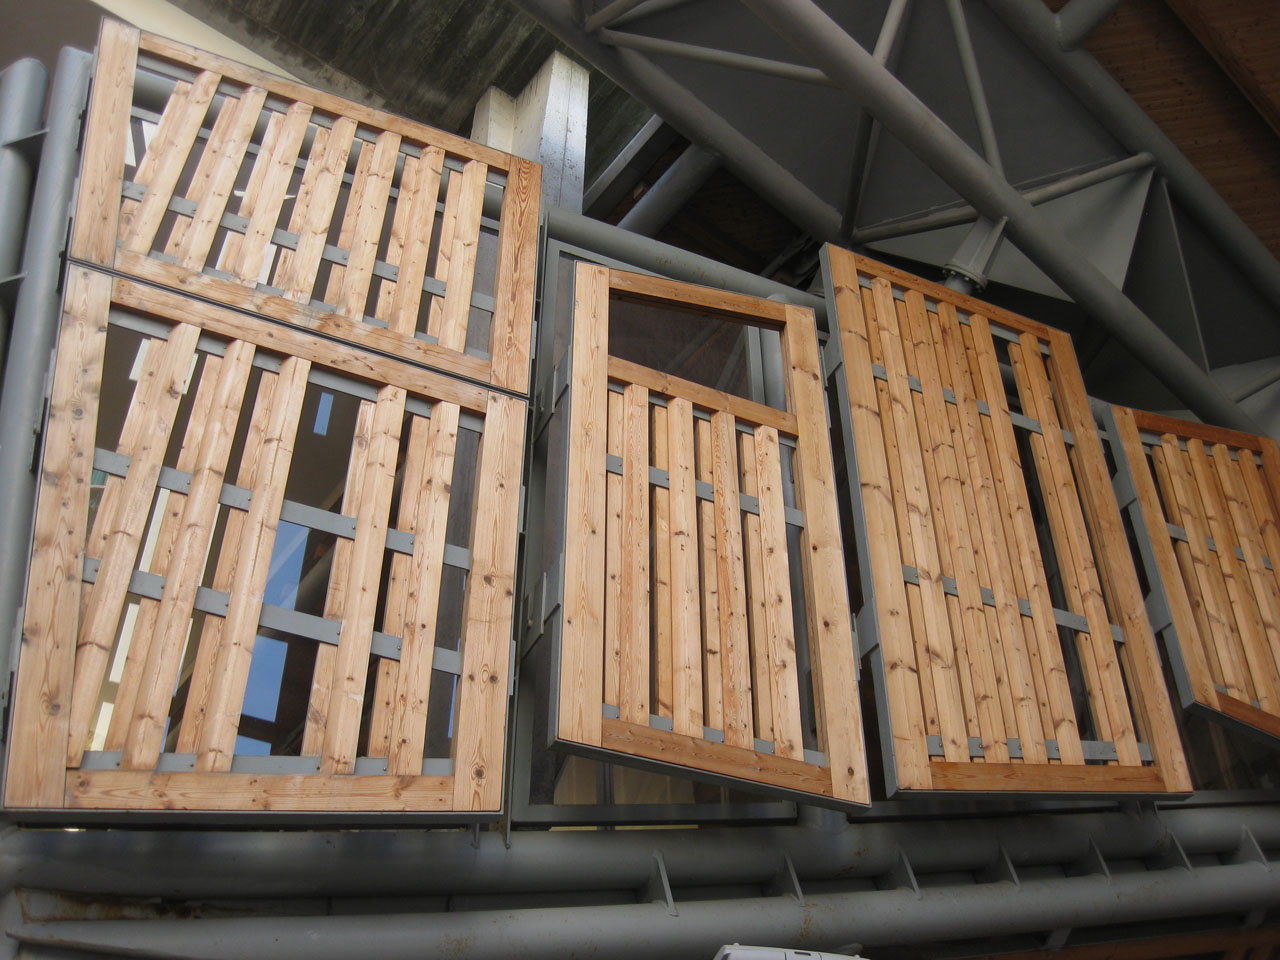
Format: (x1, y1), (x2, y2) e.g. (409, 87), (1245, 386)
(617, 141), (720, 235)
(739, 0), (1257, 433)
(983, 0), (1280, 322)
(1054, 0), (1127, 49)
(947, 0), (1002, 174)
(597, 29), (833, 86)
(0, 58), (47, 369)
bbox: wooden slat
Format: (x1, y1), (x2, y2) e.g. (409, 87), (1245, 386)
(873, 279), (968, 763)
(274, 117), (359, 301)
(909, 297), (1009, 763)
(321, 137), (378, 305)
(171, 86), (268, 270)
(162, 86), (241, 258)
(424, 167), (463, 342)
(300, 400), (373, 756)
(696, 415), (724, 732)
(66, 321), (201, 768)
(451, 392), (525, 811)
(70, 21), (139, 263)
(712, 410), (752, 749)
(558, 262), (610, 748)
(174, 367), (279, 752)
(603, 386), (623, 710)
(1239, 447), (1280, 692)
(378, 148), (444, 335)
(651, 401), (674, 720)
(754, 425), (804, 761)
(319, 385), (405, 774)
(605, 269), (790, 325)
(782, 299), (867, 804)
(618, 383), (651, 726)
(122, 338), (255, 769)
(828, 251), (929, 789)
(739, 429), (772, 744)
(926, 760), (1167, 793)
(608, 355), (797, 434)
(194, 356), (310, 771)
(433, 160), (487, 353)
(330, 131), (400, 319)
(387, 403), (461, 776)
(1110, 407), (1218, 709)
(488, 158), (541, 394)
(666, 397), (703, 739)
(229, 102), (313, 283)
(67, 770), (454, 811)
(5, 268), (109, 806)
(119, 71), (222, 255)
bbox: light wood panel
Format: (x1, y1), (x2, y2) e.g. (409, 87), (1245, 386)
(826, 247), (1186, 795)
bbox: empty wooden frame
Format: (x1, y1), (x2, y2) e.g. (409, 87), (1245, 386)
(71, 21), (540, 394)
(824, 246), (1190, 795)
(554, 263), (869, 808)
(1107, 405), (1280, 743)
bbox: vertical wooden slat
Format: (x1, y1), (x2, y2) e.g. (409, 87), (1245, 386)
(171, 86), (268, 269)
(331, 131), (400, 319)
(712, 410), (752, 749)
(122, 339), (255, 769)
(378, 147), (445, 334)
(161, 87), (239, 258)
(119, 71), (222, 255)
(194, 356), (310, 771)
(873, 279), (968, 762)
(103, 351), (225, 751)
(175, 368), (280, 751)
(754, 425), (804, 761)
(696, 415), (724, 732)
(619, 383), (651, 726)
(319, 385), (406, 774)
(909, 296), (1009, 763)
(604, 387), (623, 709)
(488, 158), (542, 394)
(274, 116), (359, 300)
(230, 102), (313, 283)
(300, 400), (374, 755)
(6, 268), (108, 806)
(558, 262), (609, 748)
(651, 401), (674, 720)
(667, 397), (703, 739)
(433, 160), (488, 353)
(388, 403), (461, 776)
(782, 300), (867, 804)
(66, 321), (201, 768)
(320, 139), (377, 304)
(452, 392), (524, 811)
(70, 21), (139, 263)
(739, 429), (773, 743)
(1239, 448), (1280, 686)
(830, 256), (929, 789)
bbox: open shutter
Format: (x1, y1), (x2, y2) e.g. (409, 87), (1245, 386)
(553, 263), (869, 808)
(1105, 405), (1280, 744)
(825, 245), (1190, 796)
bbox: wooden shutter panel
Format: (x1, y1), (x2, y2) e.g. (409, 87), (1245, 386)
(1106, 405), (1280, 744)
(824, 246), (1190, 795)
(554, 263), (869, 808)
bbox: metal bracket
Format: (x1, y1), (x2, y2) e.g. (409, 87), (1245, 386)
(1145, 832), (1193, 873)
(1043, 928), (1072, 950)
(1228, 826), (1270, 870)
(876, 845), (921, 899)
(1067, 839), (1111, 881)
(641, 852), (678, 916)
(978, 843), (1020, 886)
(767, 854), (805, 905)
(3, 126), (45, 164)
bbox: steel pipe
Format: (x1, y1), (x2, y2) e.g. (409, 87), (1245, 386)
(0, 49), (91, 734)
(983, 0), (1280, 321)
(0, 59), (48, 370)
(9, 859), (1280, 960)
(1054, 0), (1127, 49)
(739, 0), (1257, 434)
(947, 0), (1002, 174)
(598, 29), (832, 86)
(617, 141), (720, 235)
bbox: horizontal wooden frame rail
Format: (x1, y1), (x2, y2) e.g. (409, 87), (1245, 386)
(555, 262), (869, 808)
(5, 265), (525, 815)
(1105, 404), (1280, 744)
(70, 20), (540, 394)
(823, 245), (1190, 796)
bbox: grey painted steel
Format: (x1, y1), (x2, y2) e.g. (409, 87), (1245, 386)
(946, 0), (1002, 175)
(544, 207), (827, 319)
(616, 141), (720, 235)
(510, 0), (843, 240)
(584, 0), (651, 32)
(583, 115), (678, 217)
(1054, 0), (1127, 49)
(853, 152), (1155, 244)
(3, 804), (1278, 899)
(610, 0), (699, 28)
(597, 29), (832, 86)
(983, 0), (1280, 320)
(0, 49), (91, 732)
(738, 0), (1257, 434)
(0, 59), (48, 370)
(7, 856), (1280, 959)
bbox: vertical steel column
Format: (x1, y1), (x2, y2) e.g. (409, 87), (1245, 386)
(0, 48), (92, 736)
(0, 59), (49, 372)
(739, 0), (1258, 434)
